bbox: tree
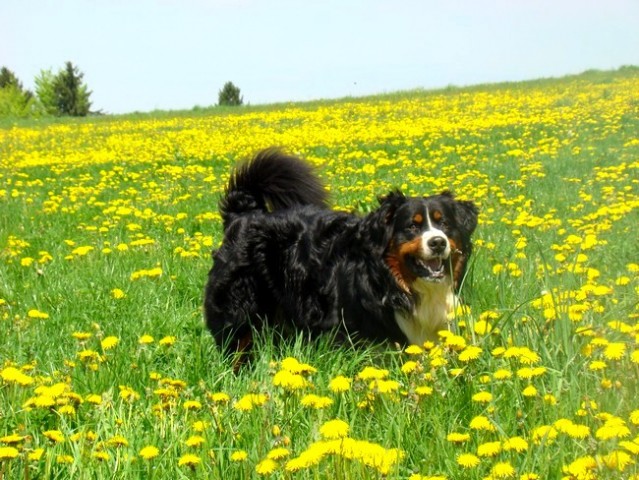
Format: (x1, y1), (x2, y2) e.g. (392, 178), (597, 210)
(34, 69), (58, 115)
(0, 66), (38, 118)
(52, 61), (92, 116)
(0, 67), (24, 90)
(218, 81), (243, 106)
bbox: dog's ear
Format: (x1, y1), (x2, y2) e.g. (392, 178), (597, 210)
(454, 199), (479, 239)
(440, 190), (479, 239)
(359, 190), (406, 252)
(439, 190), (478, 238)
(378, 190), (406, 224)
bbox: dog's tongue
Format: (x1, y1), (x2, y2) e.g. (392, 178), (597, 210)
(426, 258), (442, 270)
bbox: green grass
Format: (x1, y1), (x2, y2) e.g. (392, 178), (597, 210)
(0, 67), (638, 479)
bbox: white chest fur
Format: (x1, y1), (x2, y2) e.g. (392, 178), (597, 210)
(395, 279), (455, 345)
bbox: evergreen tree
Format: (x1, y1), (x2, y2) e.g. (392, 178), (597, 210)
(0, 67), (24, 90)
(34, 69), (58, 115)
(218, 81), (243, 106)
(52, 61), (92, 116)
(0, 66), (37, 117)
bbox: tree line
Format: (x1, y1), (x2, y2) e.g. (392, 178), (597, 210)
(0, 62), (92, 118)
(1, 62), (244, 119)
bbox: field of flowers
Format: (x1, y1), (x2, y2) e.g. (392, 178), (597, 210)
(1, 67), (638, 479)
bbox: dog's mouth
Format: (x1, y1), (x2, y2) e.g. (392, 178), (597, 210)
(407, 255), (448, 281)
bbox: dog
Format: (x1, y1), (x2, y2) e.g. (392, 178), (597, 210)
(204, 148), (478, 358)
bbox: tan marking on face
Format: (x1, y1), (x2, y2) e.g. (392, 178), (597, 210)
(385, 238), (423, 292)
(432, 210), (442, 222)
(413, 213), (423, 224)
(448, 238), (465, 289)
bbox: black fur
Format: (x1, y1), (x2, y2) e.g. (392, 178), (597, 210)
(204, 149), (478, 357)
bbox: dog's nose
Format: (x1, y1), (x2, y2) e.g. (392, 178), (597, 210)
(427, 236), (448, 254)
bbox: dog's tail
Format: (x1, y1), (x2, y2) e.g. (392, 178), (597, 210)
(220, 148), (328, 228)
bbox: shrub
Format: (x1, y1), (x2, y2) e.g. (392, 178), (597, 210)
(218, 81), (243, 106)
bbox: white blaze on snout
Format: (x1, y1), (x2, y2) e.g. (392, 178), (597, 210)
(421, 207), (451, 258)
(420, 228), (451, 258)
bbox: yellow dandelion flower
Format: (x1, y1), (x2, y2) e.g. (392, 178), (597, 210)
(458, 346), (482, 362)
(1, 434), (25, 445)
(56, 454), (74, 464)
(233, 393), (267, 411)
(493, 369), (512, 380)
(328, 375), (352, 393)
(107, 435), (128, 447)
(629, 410), (639, 425)
(503, 436), (528, 452)
(58, 405), (75, 416)
(231, 450), (248, 462)
(589, 360), (606, 371)
(184, 435), (205, 447)
(562, 456), (597, 478)
(596, 418), (631, 440)
(110, 288), (126, 299)
(43, 430), (64, 443)
(0, 447), (20, 460)
(522, 385), (538, 397)
(603, 342), (626, 360)
(71, 245), (94, 256)
(255, 458), (278, 475)
(28, 448), (44, 461)
(100, 336), (119, 350)
(401, 360), (420, 374)
(444, 334), (466, 350)
(477, 441), (501, 457)
(72, 331), (92, 341)
(469, 415), (496, 432)
(178, 453), (201, 468)
(472, 391), (493, 403)
(138, 334), (154, 345)
(319, 419), (349, 439)
(600, 449), (633, 471)
(532, 425), (558, 445)
(490, 461), (515, 478)
(415, 385), (434, 396)
(357, 366), (389, 381)
(300, 394), (333, 409)
(21, 257), (34, 267)
(457, 453), (480, 468)
(139, 446), (160, 460)
(92, 451), (110, 462)
(273, 370), (308, 390)
(473, 320), (492, 335)
(405, 345), (424, 355)
(208, 392), (230, 404)
(27, 309), (49, 319)
(267, 447), (290, 460)
(565, 423), (590, 439)
(1, 366), (34, 386)
(280, 357), (316, 374)
(446, 432), (470, 444)
(520, 474), (539, 480)
(409, 475), (447, 480)
(369, 379), (400, 394)
(159, 335), (176, 346)
(620, 440), (639, 455)
(183, 400), (202, 411)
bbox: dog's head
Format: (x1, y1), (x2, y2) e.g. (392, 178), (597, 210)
(381, 191), (478, 292)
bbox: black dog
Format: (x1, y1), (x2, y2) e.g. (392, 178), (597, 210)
(204, 148), (478, 357)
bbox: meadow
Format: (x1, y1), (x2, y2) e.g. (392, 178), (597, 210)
(0, 67), (638, 479)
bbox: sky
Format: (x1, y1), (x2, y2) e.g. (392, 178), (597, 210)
(2, 0), (638, 115)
